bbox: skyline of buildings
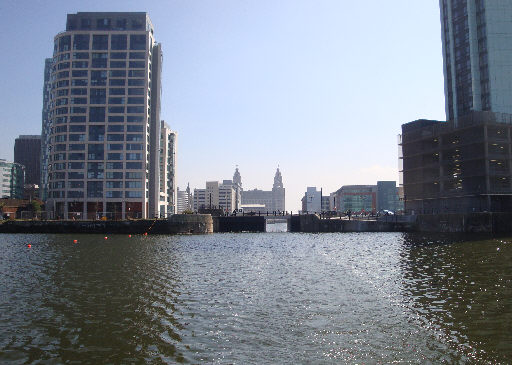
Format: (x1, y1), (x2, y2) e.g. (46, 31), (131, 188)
(190, 167), (286, 213)
(5, 3), (512, 216)
(0, 3), (450, 213)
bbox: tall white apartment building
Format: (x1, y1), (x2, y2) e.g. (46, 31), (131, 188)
(159, 121), (177, 217)
(46, 12), (164, 219)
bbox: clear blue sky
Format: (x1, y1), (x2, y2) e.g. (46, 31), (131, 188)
(0, 0), (446, 211)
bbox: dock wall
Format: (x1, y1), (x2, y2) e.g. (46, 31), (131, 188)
(0, 214), (213, 234)
(415, 212), (512, 233)
(213, 216), (266, 232)
(290, 215), (410, 233)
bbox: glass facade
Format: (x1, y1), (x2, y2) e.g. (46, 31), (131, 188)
(0, 160), (25, 199)
(440, 0), (493, 121)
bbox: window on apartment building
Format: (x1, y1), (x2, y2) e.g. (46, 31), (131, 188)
(111, 34), (127, 50)
(108, 115), (124, 123)
(110, 52), (126, 59)
(128, 79), (144, 86)
(73, 34), (90, 50)
(89, 107), (105, 122)
(73, 52), (89, 59)
(97, 18), (111, 30)
(106, 162), (123, 169)
(68, 180), (84, 189)
(106, 172), (123, 179)
(108, 106), (125, 113)
(92, 34), (108, 50)
(130, 35), (146, 50)
(127, 115), (143, 123)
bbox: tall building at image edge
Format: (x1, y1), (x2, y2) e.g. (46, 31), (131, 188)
(398, 1), (512, 214)
(440, 0), (512, 122)
(45, 12), (175, 219)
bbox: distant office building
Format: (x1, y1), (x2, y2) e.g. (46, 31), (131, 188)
(332, 185), (377, 213)
(376, 181), (401, 212)
(219, 183), (236, 213)
(193, 188), (206, 211)
(159, 122), (177, 217)
(401, 111), (512, 213)
(322, 196), (330, 211)
(241, 168), (285, 212)
(23, 184), (40, 201)
(440, 0), (512, 121)
(14, 135), (41, 186)
(205, 181), (220, 208)
(243, 189), (273, 211)
(199, 181), (236, 213)
(46, 12), (165, 219)
(176, 188), (186, 213)
(0, 159), (25, 199)
(176, 184), (192, 213)
(302, 187), (322, 213)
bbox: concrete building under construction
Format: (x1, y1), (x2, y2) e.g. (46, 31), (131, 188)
(400, 111), (512, 213)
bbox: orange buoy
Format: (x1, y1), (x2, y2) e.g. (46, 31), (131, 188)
(104, 236), (108, 240)
(128, 234), (132, 238)
(27, 244), (32, 248)
(73, 239), (78, 244)
(144, 232), (148, 236)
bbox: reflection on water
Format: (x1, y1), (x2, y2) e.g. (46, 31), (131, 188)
(0, 232), (510, 363)
(400, 233), (512, 362)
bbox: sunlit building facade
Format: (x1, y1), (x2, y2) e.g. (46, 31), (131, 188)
(159, 122), (177, 217)
(0, 159), (25, 199)
(46, 12), (163, 219)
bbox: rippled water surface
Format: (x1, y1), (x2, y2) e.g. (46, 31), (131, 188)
(1, 232), (511, 363)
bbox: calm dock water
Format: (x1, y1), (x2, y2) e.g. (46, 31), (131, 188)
(0, 232), (511, 363)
